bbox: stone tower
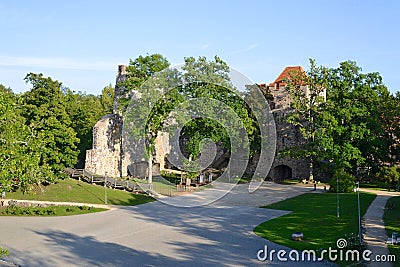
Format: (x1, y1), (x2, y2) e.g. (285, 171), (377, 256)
(84, 65), (129, 177)
(265, 66), (326, 181)
(85, 65), (170, 178)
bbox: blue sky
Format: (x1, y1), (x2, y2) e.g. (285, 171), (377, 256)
(1, 0), (399, 95)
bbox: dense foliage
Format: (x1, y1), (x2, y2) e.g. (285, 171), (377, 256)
(329, 169), (356, 193)
(284, 59), (400, 183)
(0, 77), (114, 191)
(121, 54), (262, 161)
(21, 73), (80, 173)
(0, 84), (54, 191)
(376, 166), (400, 190)
(64, 84), (114, 166)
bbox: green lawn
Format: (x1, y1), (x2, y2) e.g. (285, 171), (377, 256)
(360, 180), (391, 191)
(383, 196), (400, 267)
(254, 192), (376, 264)
(5, 178), (154, 206)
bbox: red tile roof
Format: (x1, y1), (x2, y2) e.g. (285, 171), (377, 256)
(269, 66), (305, 87)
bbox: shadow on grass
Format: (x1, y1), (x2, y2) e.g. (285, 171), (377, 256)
(106, 193), (155, 206)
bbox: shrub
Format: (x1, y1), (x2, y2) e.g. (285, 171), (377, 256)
(0, 246), (9, 258)
(65, 207), (73, 212)
(376, 166), (399, 190)
(329, 170), (356, 193)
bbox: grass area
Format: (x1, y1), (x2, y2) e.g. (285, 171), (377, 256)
(360, 180), (390, 191)
(0, 205), (106, 216)
(160, 171), (181, 184)
(6, 178), (155, 206)
(383, 196), (400, 267)
(254, 192), (376, 265)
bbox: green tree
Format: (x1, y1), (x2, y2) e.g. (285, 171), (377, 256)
(242, 84), (273, 158)
(177, 56), (257, 158)
(376, 166), (399, 190)
(118, 54), (170, 113)
(64, 90), (106, 167)
(121, 54), (173, 183)
(100, 84), (114, 114)
(21, 73), (79, 174)
(377, 91), (400, 167)
(123, 55), (262, 183)
(0, 85), (53, 192)
(285, 60), (392, 178)
(63, 84), (114, 167)
(329, 169), (356, 193)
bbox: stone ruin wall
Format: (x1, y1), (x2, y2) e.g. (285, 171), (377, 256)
(84, 114), (126, 177)
(266, 84), (311, 180)
(85, 65), (320, 181)
(85, 65), (172, 178)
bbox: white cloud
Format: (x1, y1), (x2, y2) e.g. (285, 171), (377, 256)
(231, 43), (260, 54)
(200, 44), (210, 50)
(0, 55), (124, 71)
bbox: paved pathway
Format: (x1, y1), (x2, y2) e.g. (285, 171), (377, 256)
(0, 182), (333, 267)
(159, 181), (314, 207)
(360, 189), (400, 267)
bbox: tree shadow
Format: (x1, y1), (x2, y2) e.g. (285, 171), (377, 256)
(115, 202), (292, 266)
(9, 230), (180, 267)
(2, 183), (333, 266)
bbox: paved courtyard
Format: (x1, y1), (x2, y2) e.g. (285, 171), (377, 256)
(0, 182), (332, 267)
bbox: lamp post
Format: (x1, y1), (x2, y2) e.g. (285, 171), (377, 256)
(337, 175), (340, 218)
(104, 172), (108, 205)
(355, 181), (362, 244)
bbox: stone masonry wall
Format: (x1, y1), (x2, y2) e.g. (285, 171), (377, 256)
(85, 65), (320, 181)
(267, 84), (311, 180)
(85, 114), (124, 177)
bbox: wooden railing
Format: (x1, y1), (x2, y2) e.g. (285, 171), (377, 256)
(63, 168), (140, 192)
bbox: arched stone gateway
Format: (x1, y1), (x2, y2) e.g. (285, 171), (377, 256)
(273, 165), (292, 181)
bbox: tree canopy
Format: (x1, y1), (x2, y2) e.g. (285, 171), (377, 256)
(0, 84), (53, 191)
(0, 75), (114, 191)
(285, 60), (400, 179)
(64, 85), (114, 166)
(121, 55), (262, 162)
(21, 73), (79, 173)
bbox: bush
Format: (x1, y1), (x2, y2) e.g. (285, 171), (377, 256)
(376, 166), (400, 190)
(329, 170), (356, 193)
(160, 170), (181, 184)
(0, 205), (56, 216)
(0, 246), (9, 257)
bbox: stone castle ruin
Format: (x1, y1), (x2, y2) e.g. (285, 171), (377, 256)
(85, 65), (324, 181)
(265, 66), (325, 180)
